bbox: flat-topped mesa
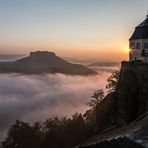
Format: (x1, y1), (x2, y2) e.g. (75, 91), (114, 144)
(29, 51), (56, 58)
(0, 51), (97, 75)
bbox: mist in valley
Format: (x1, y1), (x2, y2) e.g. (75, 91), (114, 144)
(0, 70), (114, 141)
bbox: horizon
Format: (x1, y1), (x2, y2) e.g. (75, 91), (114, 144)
(0, 51), (124, 63)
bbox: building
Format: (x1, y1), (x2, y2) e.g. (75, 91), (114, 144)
(129, 15), (148, 62)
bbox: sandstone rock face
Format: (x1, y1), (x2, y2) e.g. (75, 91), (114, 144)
(96, 92), (117, 130)
(96, 61), (148, 129)
(80, 61), (148, 148)
(117, 61), (148, 124)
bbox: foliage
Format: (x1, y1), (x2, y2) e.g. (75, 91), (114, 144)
(1, 121), (42, 148)
(106, 70), (120, 93)
(88, 89), (104, 108)
(1, 113), (94, 148)
(42, 113), (87, 148)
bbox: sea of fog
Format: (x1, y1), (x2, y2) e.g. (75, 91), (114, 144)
(0, 55), (119, 141)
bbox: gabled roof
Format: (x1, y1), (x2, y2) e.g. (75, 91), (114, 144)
(129, 16), (148, 40)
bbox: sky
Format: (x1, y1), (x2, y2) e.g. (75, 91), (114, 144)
(0, 0), (148, 61)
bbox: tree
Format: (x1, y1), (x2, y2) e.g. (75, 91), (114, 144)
(63, 113), (86, 147)
(42, 114), (86, 148)
(84, 89), (105, 134)
(88, 89), (104, 108)
(42, 117), (64, 148)
(2, 115), (92, 148)
(106, 70), (120, 93)
(2, 120), (42, 148)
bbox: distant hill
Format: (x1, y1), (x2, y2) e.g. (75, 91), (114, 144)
(0, 51), (97, 75)
(87, 62), (120, 67)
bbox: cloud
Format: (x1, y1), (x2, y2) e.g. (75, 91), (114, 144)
(0, 72), (111, 141)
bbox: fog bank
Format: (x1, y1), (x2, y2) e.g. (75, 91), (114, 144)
(0, 72), (110, 141)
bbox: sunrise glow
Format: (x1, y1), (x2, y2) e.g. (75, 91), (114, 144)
(0, 0), (147, 62)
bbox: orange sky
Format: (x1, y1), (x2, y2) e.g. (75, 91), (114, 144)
(0, 0), (147, 62)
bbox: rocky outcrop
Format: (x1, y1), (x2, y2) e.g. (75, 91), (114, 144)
(117, 61), (148, 125)
(0, 51), (97, 75)
(96, 61), (148, 130)
(76, 61), (148, 148)
(96, 92), (117, 131)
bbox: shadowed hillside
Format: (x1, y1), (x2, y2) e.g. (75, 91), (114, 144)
(0, 51), (97, 75)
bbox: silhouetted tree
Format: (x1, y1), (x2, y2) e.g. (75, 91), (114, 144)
(42, 117), (64, 148)
(88, 89), (104, 109)
(42, 113), (87, 148)
(63, 113), (86, 147)
(84, 89), (105, 136)
(106, 70), (120, 93)
(2, 120), (42, 148)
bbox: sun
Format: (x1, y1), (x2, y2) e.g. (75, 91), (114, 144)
(122, 44), (130, 54)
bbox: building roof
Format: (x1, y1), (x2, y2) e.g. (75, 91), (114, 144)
(129, 16), (148, 40)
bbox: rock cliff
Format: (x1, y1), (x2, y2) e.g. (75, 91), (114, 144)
(117, 61), (148, 125)
(77, 61), (148, 148)
(96, 61), (148, 128)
